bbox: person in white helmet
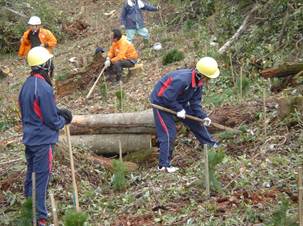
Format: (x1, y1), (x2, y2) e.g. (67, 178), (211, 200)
(18, 16), (57, 58)
(150, 57), (220, 173)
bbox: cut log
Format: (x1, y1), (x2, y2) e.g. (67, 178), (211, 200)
(55, 52), (105, 96)
(277, 96), (303, 119)
(70, 103), (257, 136)
(70, 110), (155, 135)
(260, 63), (303, 79)
(63, 134), (152, 155)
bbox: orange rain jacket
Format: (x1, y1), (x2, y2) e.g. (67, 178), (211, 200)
(18, 28), (57, 57)
(108, 36), (138, 63)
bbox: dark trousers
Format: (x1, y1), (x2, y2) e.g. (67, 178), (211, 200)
(153, 108), (217, 167)
(24, 144), (54, 220)
(107, 60), (135, 81)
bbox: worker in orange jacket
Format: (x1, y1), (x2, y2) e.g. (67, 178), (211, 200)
(104, 29), (138, 83)
(18, 16), (57, 58)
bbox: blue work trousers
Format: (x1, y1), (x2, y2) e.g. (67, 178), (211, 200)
(126, 27), (149, 42)
(24, 144), (54, 220)
(153, 108), (217, 167)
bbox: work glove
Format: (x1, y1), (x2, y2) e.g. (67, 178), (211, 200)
(203, 117), (211, 126)
(104, 58), (111, 68)
(58, 108), (73, 124)
(176, 109), (186, 119)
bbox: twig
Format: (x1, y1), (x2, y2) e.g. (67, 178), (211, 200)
(0, 158), (23, 166)
(263, 88), (267, 137)
(204, 144), (210, 198)
(298, 167), (303, 226)
(119, 140), (123, 162)
(278, 5), (289, 46)
(119, 81), (123, 112)
(3, 6), (27, 18)
(49, 192), (59, 226)
(65, 125), (80, 212)
(229, 53), (235, 86)
(239, 66), (243, 101)
(32, 172), (37, 226)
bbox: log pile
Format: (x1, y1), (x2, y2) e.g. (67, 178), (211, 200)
(62, 104), (259, 155)
(60, 110), (155, 155)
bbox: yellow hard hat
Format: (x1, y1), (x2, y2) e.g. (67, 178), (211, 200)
(196, 57), (220, 79)
(27, 47), (53, 67)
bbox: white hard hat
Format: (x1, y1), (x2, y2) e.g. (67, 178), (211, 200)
(28, 16), (41, 25)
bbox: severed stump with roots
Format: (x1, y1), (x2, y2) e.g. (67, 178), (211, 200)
(55, 52), (105, 96)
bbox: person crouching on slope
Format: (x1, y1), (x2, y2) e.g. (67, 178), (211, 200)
(104, 29), (138, 83)
(18, 47), (72, 226)
(150, 57), (220, 173)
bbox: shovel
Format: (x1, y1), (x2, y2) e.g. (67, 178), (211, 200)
(151, 103), (240, 133)
(86, 66), (106, 99)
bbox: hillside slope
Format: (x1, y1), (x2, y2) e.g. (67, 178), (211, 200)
(0, 0), (302, 225)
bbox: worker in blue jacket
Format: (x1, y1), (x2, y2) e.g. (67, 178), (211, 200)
(121, 0), (159, 44)
(150, 57), (220, 173)
(19, 46), (72, 226)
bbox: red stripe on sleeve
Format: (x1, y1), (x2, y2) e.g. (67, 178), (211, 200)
(33, 99), (43, 121)
(157, 76), (173, 97)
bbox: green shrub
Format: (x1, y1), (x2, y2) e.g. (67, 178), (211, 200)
(208, 150), (225, 192)
(15, 198), (33, 226)
(268, 198), (297, 226)
(115, 90), (126, 111)
(112, 159), (128, 191)
(162, 49), (184, 65)
(63, 209), (88, 226)
(99, 82), (108, 99)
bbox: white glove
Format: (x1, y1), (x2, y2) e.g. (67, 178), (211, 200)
(203, 117), (211, 126)
(176, 109), (186, 119)
(104, 59), (111, 68)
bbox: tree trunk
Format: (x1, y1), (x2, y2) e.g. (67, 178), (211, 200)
(61, 134), (152, 155)
(260, 63), (303, 78)
(70, 110), (155, 135)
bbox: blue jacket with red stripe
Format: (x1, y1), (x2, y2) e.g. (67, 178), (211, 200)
(19, 74), (66, 146)
(150, 69), (208, 119)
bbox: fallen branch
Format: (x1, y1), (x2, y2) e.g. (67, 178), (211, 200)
(0, 158), (23, 166)
(218, 4), (259, 54)
(3, 6), (27, 18)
